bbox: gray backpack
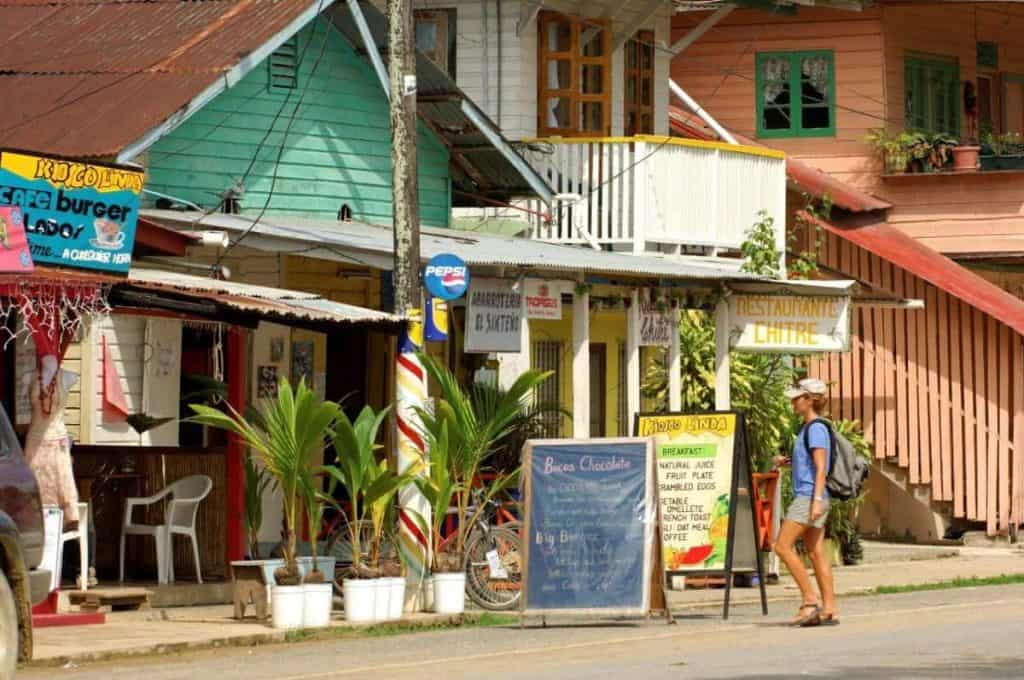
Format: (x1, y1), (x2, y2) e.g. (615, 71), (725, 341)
(803, 419), (869, 501)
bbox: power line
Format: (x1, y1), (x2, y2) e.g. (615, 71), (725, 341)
(214, 13), (333, 266)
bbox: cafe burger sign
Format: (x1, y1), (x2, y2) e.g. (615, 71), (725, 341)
(524, 279), (562, 320)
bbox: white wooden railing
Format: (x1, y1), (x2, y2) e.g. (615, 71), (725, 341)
(521, 135), (786, 255)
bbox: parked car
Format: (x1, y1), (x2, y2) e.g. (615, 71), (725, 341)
(0, 405), (51, 678)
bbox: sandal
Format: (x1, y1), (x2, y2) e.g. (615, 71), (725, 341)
(819, 613), (840, 626)
(791, 604), (820, 627)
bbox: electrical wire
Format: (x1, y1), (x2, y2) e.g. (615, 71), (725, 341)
(213, 16), (334, 266)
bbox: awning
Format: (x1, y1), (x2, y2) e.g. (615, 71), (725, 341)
(803, 211), (1024, 336)
(116, 267), (404, 332)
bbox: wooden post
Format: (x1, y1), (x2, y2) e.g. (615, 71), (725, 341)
(572, 289), (591, 438)
(668, 304), (681, 413)
(714, 298), (730, 410)
(225, 326), (247, 564)
(626, 289), (641, 428)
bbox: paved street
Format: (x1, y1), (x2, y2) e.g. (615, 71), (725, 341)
(26, 583), (1024, 679)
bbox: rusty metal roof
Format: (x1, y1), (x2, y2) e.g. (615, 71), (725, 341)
(124, 266), (404, 329)
(0, 0), (329, 158)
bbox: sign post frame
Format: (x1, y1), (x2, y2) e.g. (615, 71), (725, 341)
(635, 410), (768, 620)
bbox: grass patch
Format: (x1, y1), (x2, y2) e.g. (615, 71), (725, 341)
(284, 611), (517, 644)
(872, 573), (1024, 595)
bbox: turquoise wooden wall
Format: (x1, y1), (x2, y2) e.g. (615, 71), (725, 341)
(144, 18), (451, 227)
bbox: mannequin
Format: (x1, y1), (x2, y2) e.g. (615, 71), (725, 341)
(22, 354), (80, 529)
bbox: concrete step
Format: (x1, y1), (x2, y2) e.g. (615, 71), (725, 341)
(859, 540), (961, 564)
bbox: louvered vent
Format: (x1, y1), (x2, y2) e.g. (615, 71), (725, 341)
(268, 37), (299, 92)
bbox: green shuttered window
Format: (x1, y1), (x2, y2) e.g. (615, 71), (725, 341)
(904, 54), (959, 136)
(755, 50), (835, 138)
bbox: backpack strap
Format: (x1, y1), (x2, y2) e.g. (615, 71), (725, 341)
(802, 418), (834, 474)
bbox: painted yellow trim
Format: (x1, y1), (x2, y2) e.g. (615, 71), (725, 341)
(520, 134), (786, 160)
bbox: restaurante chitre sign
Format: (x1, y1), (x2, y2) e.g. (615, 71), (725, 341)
(727, 293), (850, 353)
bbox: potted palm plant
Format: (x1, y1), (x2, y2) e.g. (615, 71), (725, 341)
(299, 476), (333, 628)
(324, 405), (420, 623)
(415, 354), (550, 614)
(190, 379), (339, 630)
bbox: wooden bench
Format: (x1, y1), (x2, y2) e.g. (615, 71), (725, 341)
(68, 587), (151, 612)
(230, 561), (277, 620)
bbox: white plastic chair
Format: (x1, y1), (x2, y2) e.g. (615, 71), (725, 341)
(60, 502), (90, 591)
(120, 475), (213, 585)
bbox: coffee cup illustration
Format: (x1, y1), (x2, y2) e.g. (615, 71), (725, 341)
(92, 218), (126, 249)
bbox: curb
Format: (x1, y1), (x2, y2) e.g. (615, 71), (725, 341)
(26, 612), (488, 669)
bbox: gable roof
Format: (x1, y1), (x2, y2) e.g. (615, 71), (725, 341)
(0, 0), (329, 159)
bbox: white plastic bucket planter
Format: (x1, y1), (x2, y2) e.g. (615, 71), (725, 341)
(271, 585), (305, 630)
(387, 577), (405, 620)
(432, 573), (466, 615)
(302, 583), (333, 628)
(373, 579), (390, 622)
(343, 579), (377, 623)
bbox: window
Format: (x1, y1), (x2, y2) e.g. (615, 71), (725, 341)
(268, 36), (299, 92)
(755, 50), (835, 138)
(415, 9), (456, 79)
(538, 12), (611, 136)
(624, 30), (654, 136)
(904, 53), (959, 136)
(532, 340), (563, 436)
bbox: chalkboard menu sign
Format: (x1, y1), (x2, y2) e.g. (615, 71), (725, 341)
(520, 438), (656, 617)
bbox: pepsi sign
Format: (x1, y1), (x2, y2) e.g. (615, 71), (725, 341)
(423, 253), (470, 300)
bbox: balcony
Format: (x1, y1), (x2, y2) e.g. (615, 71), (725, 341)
(521, 135), (786, 256)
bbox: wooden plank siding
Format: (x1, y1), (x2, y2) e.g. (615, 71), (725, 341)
(145, 17), (452, 228)
(672, 5), (1024, 257)
(814, 228), (1023, 535)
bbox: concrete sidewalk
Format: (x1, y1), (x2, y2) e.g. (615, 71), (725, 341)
(30, 547), (1024, 667)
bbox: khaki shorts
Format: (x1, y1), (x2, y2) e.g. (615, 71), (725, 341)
(785, 496), (829, 529)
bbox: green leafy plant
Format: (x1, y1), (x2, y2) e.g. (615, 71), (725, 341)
(243, 452), (273, 559)
(415, 353), (550, 571)
(740, 210), (782, 278)
(189, 379), (339, 585)
(474, 382), (569, 473)
(323, 404), (420, 578)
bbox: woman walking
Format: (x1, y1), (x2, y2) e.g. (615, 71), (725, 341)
(774, 378), (838, 627)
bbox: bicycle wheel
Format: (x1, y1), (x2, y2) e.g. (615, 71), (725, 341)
(464, 523), (522, 611)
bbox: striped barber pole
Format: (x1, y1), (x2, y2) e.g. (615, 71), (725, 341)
(395, 318), (431, 604)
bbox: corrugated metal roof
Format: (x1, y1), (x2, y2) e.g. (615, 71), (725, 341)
(126, 266), (403, 328)
(807, 212), (1024, 337)
(0, 0), (331, 158)
(328, 2), (552, 203)
(142, 209), (764, 283)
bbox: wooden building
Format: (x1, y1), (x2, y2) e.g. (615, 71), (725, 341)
(670, 1), (1024, 539)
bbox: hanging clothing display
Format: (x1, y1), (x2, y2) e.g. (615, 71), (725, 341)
(23, 366), (80, 527)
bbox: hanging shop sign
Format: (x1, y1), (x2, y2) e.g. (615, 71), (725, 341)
(523, 279), (563, 320)
(464, 277), (522, 353)
(520, 438), (662, 621)
(0, 150), (143, 274)
(727, 293), (850, 353)
(424, 297), (449, 342)
(635, 411), (766, 619)
(0, 206), (33, 273)
(423, 252), (469, 300)
(639, 302), (673, 347)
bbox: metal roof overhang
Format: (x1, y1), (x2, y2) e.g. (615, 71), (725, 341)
(116, 267), (404, 333)
(804, 211), (1024, 336)
(141, 210), (906, 310)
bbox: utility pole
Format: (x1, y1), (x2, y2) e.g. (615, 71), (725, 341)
(387, 0), (430, 609)
(388, 0), (420, 312)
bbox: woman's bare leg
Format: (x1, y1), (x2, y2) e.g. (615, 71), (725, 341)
(774, 519), (819, 617)
(804, 526), (837, 617)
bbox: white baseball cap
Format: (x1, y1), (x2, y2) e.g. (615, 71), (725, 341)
(784, 378), (827, 400)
